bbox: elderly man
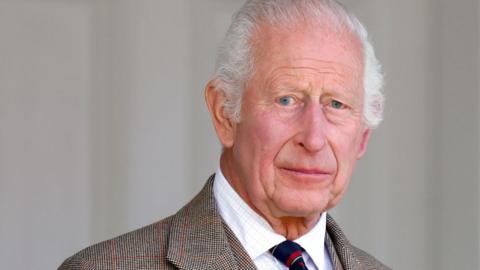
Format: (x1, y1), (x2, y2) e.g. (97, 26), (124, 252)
(60, 0), (389, 269)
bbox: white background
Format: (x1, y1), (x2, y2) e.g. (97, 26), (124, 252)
(0, 0), (478, 269)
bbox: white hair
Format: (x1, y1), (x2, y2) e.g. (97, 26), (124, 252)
(213, 0), (384, 128)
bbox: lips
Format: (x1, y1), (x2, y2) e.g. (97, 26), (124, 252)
(280, 167), (333, 176)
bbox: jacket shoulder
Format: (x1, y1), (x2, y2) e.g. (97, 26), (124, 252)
(58, 216), (175, 270)
(351, 245), (392, 270)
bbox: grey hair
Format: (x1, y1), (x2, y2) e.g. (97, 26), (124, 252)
(213, 0), (384, 128)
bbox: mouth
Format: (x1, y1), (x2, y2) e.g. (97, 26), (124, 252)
(280, 167), (334, 179)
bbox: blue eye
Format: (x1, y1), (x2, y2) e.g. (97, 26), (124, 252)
(278, 96), (293, 106)
(330, 100), (344, 109)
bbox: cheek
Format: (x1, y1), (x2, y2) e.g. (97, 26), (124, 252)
(328, 121), (364, 156)
(327, 126), (363, 183)
(237, 112), (294, 184)
(247, 112), (292, 153)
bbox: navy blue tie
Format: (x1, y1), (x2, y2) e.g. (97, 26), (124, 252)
(270, 240), (309, 270)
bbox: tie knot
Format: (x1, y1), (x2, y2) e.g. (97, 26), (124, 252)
(270, 240), (308, 270)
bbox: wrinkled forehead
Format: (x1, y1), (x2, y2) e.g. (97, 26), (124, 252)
(250, 20), (364, 86)
(252, 19), (363, 67)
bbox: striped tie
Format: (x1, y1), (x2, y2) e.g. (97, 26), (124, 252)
(270, 240), (309, 270)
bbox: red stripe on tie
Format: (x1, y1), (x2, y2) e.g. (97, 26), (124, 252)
(286, 250), (302, 266)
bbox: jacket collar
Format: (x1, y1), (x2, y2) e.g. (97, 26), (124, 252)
(166, 175), (256, 270)
(326, 214), (365, 270)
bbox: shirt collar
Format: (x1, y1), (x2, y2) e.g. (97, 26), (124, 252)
(213, 168), (327, 267)
(296, 210), (327, 269)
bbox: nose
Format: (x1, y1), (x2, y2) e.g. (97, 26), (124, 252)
(294, 103), (327, 152)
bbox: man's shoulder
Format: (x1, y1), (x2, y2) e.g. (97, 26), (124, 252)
(59, 177), (218, 270)
(58, 215), (176, 270)
(350, 245), (391, 270)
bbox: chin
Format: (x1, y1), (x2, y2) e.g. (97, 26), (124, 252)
(272, 197), (330, 218)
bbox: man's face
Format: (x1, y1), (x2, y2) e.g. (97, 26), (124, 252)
(214, 22), (370, 221)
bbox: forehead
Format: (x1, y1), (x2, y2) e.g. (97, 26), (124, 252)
(251, 21), (364, 83)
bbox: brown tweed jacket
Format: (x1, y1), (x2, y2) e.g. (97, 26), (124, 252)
(59, 176), (390, 270)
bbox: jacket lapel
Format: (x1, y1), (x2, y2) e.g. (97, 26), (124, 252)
(325, 232), (345, 270)
(326, 215), (365, 270)
(166, 176), (256, 270)
(223, 222), (258, 270)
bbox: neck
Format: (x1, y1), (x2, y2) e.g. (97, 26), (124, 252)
(268, 215), (321, 240)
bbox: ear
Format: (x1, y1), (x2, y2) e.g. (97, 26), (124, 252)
(205, 81), (236, 148)
(356, 128), (371, 159)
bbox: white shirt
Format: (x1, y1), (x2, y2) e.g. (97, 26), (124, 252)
(213, 168), (334, 270)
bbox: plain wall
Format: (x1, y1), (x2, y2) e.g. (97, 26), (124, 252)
(0, 0), (478, 269)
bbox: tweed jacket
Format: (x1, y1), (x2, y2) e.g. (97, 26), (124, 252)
(59, 176), (390, 270)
